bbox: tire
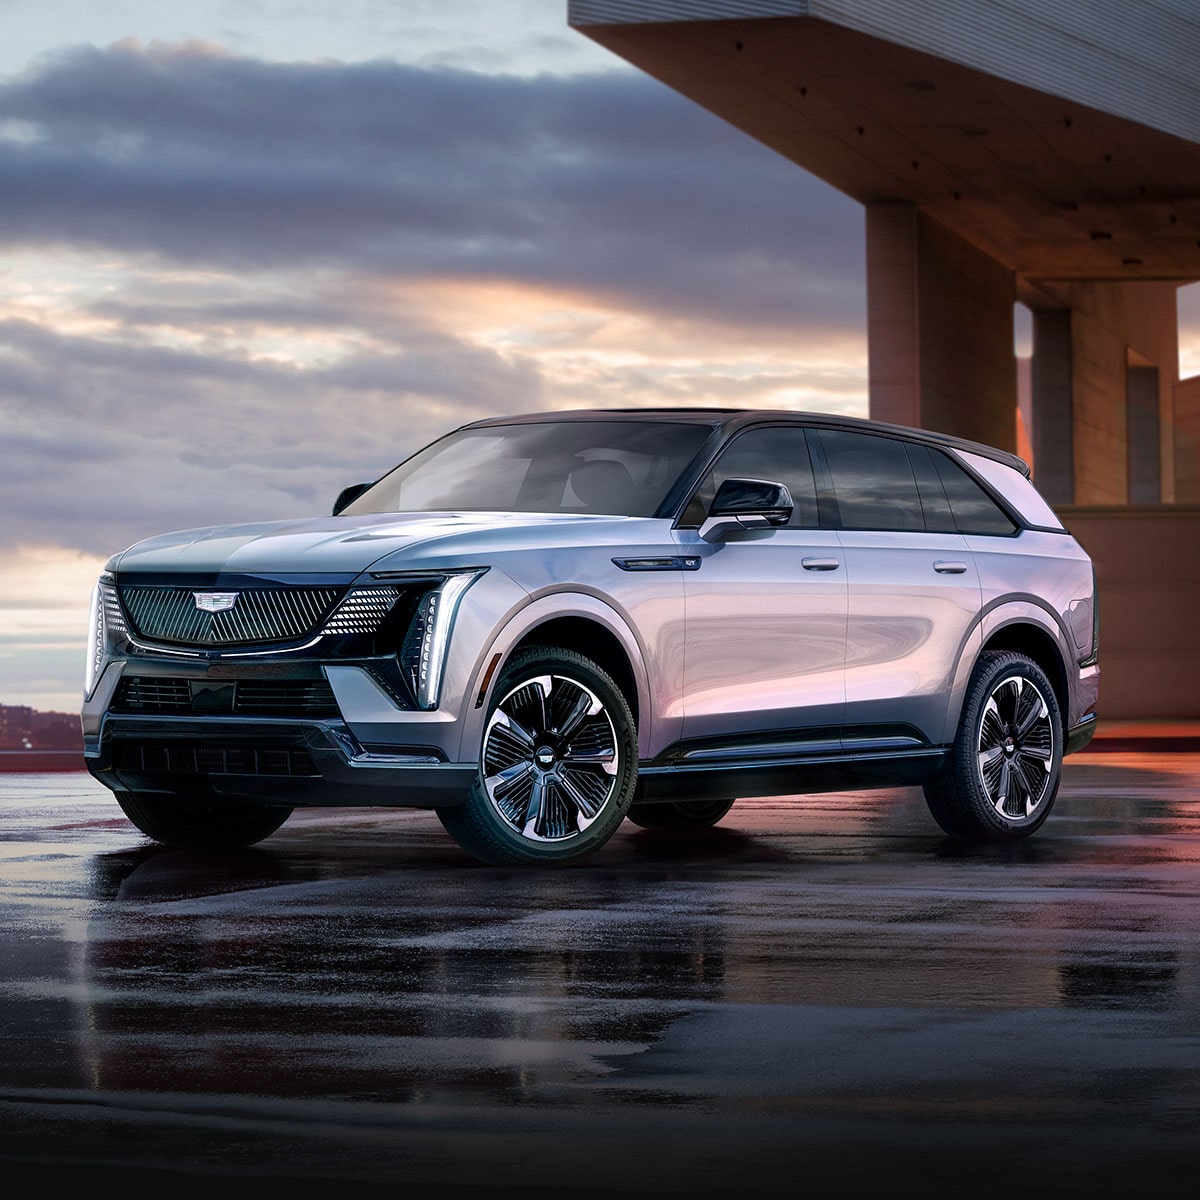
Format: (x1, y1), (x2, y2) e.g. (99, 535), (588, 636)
(924, 650), (1063, 842)
(437, 645), (638, 866)
(114, 788), (293, 849)
(626, 797), (736, 830)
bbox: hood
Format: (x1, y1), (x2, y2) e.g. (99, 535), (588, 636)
(112, 510), (628, 578)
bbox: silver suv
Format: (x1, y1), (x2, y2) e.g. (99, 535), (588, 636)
(82, 409), (1100, 866)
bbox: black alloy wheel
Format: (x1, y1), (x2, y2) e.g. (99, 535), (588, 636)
(924, 650), (1063, 842)
(437, 645), (638, 866)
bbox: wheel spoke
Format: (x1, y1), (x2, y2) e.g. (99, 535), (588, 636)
(992, 760), (1010, 810)
(559, 768), (606, 821)
(1015, 690), (1047, 739)
(491, 709), (534, 751)
(522, 775), (548, 839)
(978, 744), (1004, 771)
(486, 759), (534, 796)
(1006, 762), (1030, 818)
(564, 749), (618, 776)
(1001, 677), (1023, 724)
(527, 677), (552, 736)
(553, 682), (598, 740)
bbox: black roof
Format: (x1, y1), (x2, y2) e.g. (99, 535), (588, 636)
(462, 407), (1030, 477)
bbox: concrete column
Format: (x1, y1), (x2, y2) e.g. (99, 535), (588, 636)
(866, 203), (1016, 450)
(1030, 309), (1074, 504)
(1024, 280), (1179, 505)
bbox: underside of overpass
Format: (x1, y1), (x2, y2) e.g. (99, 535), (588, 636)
(569, 0), (1200, 719)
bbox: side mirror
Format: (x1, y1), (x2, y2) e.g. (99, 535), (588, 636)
(332, 482), (372, 516)
(699, 478), (793, 543)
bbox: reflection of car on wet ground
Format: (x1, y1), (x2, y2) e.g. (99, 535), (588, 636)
(81, 408), (1099, 866)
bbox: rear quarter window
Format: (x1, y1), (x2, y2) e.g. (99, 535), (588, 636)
(953, 449), (1067, 531)
(931, 449), (1017, 535)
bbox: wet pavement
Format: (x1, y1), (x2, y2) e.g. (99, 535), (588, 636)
(2, 756), (1199, 1197)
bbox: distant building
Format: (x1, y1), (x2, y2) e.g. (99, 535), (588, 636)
(0, 705), (34, 749)
(0, 705), (82, 750)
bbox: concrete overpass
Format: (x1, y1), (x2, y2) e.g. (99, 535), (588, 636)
(569, 0), (1200, 719)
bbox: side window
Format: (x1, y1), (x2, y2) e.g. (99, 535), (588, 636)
(904, 442), (957, 533)
(680, 426), (818, 528)
(817, 430), (925, 531)
(931, 449), (1018, 535)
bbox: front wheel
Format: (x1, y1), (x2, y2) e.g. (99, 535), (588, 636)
(113, 789), (293, 849)
(437, 646), (638, 866)
(924, 650), (1063, 842)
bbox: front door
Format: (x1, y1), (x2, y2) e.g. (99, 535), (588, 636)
(677, 425), (847, 745)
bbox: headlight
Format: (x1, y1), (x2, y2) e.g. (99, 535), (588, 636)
(84, 572), (126, 700)
(399, 570), (486, 710)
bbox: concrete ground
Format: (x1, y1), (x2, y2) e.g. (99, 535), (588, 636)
(1, 752), (1198, 1198)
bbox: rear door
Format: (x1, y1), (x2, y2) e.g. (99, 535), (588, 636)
(813, 429), (983, 747)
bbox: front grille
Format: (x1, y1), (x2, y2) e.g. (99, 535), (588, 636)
(115, 676), (192, 713)
(114, 675), (341, 717)
(114, 741), (318, 777)
(120, 586), (343, 646)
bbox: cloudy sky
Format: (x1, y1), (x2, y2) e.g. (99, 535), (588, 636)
(1, 2), (1196, 711)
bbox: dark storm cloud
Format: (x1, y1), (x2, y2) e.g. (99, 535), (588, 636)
(0, 41), (864, 328)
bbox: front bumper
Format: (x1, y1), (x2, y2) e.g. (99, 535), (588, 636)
(85, 713), (476, 808)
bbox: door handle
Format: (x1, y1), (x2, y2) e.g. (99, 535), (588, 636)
(802, 557), (840, 571)
(933, 560), (968, 574)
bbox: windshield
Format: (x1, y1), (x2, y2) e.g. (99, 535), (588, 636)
(342, 420), (713, 518)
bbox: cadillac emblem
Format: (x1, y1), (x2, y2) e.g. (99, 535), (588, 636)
(194, 592), (240, 613)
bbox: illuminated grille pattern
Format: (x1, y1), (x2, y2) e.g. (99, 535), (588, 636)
(101, 582), (127, 635)
(114, 676), (340, 716)
(120, 586), (342, 646)
(320, 586), (408, 634)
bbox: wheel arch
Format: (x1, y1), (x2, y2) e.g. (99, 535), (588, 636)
(458, 592), (660, 762)
(508, 617), (638, 726)
(979, 618), (1070, 729)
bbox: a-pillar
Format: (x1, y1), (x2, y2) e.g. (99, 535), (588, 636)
(866, 203), (1016, 451)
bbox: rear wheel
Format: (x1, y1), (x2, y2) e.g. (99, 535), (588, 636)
(924, 650), (1062, 841)
(437, 646), (638, 866)
(626, 797), (735, 830)
(113, 789), (293, 849)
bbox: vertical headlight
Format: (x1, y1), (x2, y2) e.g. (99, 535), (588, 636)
(84, 572), (126, 700)
(84, 580), (104, 699)
(400, 570), (486, 710)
